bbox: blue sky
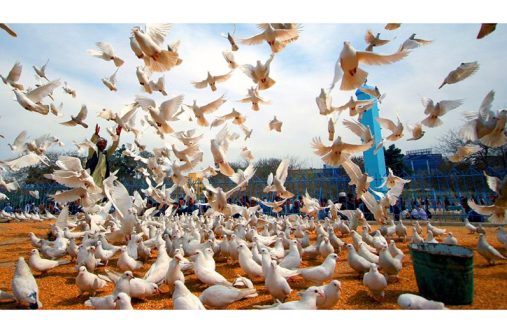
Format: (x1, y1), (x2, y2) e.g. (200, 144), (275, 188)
(1, 23), (506, 168)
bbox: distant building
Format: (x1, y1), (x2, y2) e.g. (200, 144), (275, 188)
(403, 148), (443, 173)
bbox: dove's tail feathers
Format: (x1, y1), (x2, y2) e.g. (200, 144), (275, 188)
(258, 77), (276, 90)
(252, 103), (260, 112)
(322, 151), (349, 167)
(253, 303), (279, 309)
(438, 81), (446, 89)
(219, 161), (235, 177)
(160, 123), (174, 134)
(231, 44), (239, 52)
(84, 300), (93, 307)
(421, 117), (443, 128)
(480, 132), (507, 148)
(239, 288), (259, 299)
(144, 51), (179, 73)
(160, 90), (168, 96)
(341, 67), (368, 91)
(57, 259), (71, 266)
(113, 57), (125, 67)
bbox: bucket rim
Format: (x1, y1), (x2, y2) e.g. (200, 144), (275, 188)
(409, 242), (474, 258)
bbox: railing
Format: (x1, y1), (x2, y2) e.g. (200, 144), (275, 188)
(1, 167), (505, 223)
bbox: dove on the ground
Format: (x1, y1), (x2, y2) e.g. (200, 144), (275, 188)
(84, 294), (116, 309)
(477, 234), (506, 265)
(316, 280), (342, 309)
(11, 257), (42, 309)
(398, 293), (447, 309)
(199, 284), (257, 308)
(75, 266), (108, 297)
(363, 263), (388, 301)
(172, 280), (206, 310)
(28, 249), (69, 274)
(115, 292), (133, 310)
(298, 253), (338, 285)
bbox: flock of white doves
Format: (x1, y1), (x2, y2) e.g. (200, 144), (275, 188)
(0, 22), (506, 309)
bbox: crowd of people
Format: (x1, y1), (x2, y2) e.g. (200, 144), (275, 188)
(0, 190), (492, 224)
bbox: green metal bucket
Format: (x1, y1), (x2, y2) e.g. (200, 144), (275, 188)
(409, 243), (474, 305)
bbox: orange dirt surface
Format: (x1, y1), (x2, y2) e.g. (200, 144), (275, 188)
(0, 220), (506, 310)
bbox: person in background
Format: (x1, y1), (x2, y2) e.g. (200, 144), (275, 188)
(85, 124), (122, 189)
(347, 193), (356, 210)
(292, 196), (302, 214)
(444, 196), (450, 211)
(186, 197), (197, 214)
(176, 197), (187, 215)
(338, 192), (347, 208)
(410, 207), (420, 220)
(392, 199), (401, 221)
(418, 207), (428, 220)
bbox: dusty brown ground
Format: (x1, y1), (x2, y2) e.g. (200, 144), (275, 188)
(0, 220), (506, 310)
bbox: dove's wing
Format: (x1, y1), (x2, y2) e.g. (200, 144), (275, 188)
(275, 159), (289, 183)
(12, 130), (27, 148)
(109, 68), (119, 84)
(201, 95), (226, 114)
(135, 95), (156, 111)
(192, 78), (209, 89)
(439, 99), (463, 113)
(145, 24), (171, 45)
(342, 159), (362, 184)
(55, 205), (70, 228)
(241, 32), (267, 45)
(214, 71), (232, 83)
(1, 153), (48, 171)
(0, 23), (17, 37)
(311, 137), (331, 156)
(376, 117), (397, 132)
(330, 58), (344, 91)
(483, 172), (501, 194)
(478, 90), (495, 119)
(52, 188), (86, 204)
(240, 64), (255, 80)
(364, 30), (375, 44)
(202, 178), (218, 194)
(57, 156), (83, 171)
(356, 50), (407, 66)
(96, 42), (114, 57)
(159, 95), (184, 121)
(341, 141), (374, 153)
(109, 180), (133, 218)
(7, 62), (22, 82)
(26, 79), (61, 103)
(119, 104), (138, 123)
(343, 119), (371, 141)
(76, 105), (88, 121)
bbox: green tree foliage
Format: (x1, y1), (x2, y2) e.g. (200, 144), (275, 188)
(384, 144), (411, 175)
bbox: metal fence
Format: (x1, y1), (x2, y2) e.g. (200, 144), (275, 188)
(1, 167), (505, 223)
